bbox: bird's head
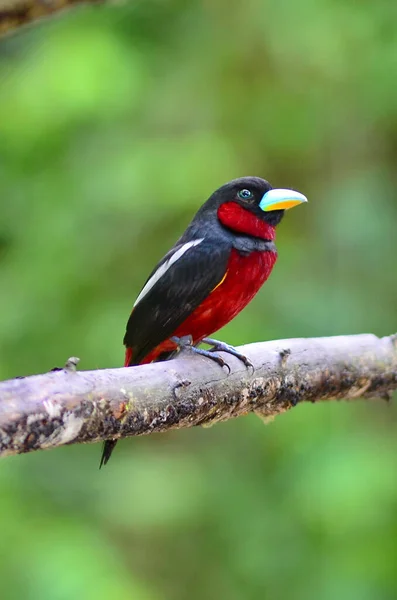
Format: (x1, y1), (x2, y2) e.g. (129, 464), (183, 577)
(203, 176), (307, 240)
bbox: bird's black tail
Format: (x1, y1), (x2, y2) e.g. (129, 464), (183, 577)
(99, 439), (118, 469)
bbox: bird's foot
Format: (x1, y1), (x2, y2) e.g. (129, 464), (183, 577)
(201, 337), (254, 369)
(170, 335), (231, 372)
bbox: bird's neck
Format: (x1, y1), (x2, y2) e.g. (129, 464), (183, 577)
(217, 202), (276, 241)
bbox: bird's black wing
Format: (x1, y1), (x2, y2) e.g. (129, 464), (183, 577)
(124, 238), (231, 364)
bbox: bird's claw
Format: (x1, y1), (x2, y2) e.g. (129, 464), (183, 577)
(206, 352), (231, 373)
(202, 338), (253, 369)
(170, 335), (253, 373)
(171, 336), (231, 372)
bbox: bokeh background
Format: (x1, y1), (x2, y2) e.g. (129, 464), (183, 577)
(1, 1), (397, 598)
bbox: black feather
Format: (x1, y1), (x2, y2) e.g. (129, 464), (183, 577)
(124, 238), (231, 364)
(100, 439), (118, 469)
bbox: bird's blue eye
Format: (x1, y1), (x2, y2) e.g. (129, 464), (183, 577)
(238, 189), (253, 200)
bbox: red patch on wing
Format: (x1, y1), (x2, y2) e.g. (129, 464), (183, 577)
(139, 247), (277, 364)
(124, 347), (134, 367)
(217, 202), (276, 241)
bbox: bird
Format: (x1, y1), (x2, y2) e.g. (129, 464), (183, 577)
(100, 176), (307, 467)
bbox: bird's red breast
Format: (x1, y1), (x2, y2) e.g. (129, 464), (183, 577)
(133, 247), (277, 365)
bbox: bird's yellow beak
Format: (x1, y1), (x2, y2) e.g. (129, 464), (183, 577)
(259, 188), (308, 212)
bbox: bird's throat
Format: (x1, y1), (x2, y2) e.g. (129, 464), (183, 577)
(217, 202), (276, 241)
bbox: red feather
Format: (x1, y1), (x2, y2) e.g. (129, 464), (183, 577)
(124, 347), (133, 367)
(217, 202), (276, 240)
(139, 246), (277, 364)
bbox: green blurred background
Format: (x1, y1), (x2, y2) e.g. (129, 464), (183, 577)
(1, 1), (397, 598)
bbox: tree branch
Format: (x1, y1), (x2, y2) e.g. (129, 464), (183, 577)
(0, 0), (99, 37)
(0, 333), (396, 458)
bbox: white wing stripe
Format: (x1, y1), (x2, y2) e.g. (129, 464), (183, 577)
(133, 238), (204, 307)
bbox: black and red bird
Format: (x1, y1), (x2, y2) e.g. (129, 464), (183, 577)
(100, 176), (307, 466)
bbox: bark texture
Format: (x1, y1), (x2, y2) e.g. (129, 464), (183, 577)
(0, 333), (396, 458)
